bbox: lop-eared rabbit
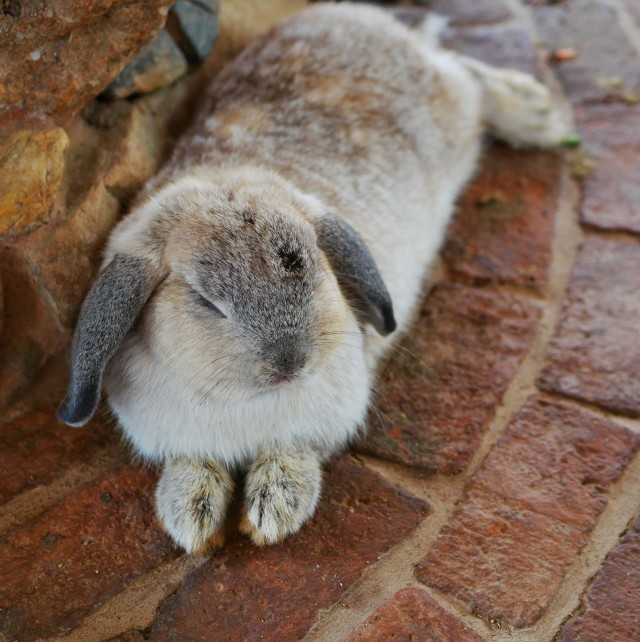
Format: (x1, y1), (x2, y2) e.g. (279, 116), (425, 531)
(59, 4), (566, 553)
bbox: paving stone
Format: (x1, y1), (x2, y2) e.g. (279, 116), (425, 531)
(533, 0), (640, 104)
(576, 104), (640, 234)
(443, 23), (539, 75)
(540, 238), (640, 417)
(559, 514), (640, 642)
(417, 396), (640, 628)
(0, 406), (115, 505)
(0, 466), (176, 641)
(150, 457), (428, 642)
(473, 398), (640, 530)
(344, 587), (484, 642)
(415, 0), (510, 26)
(443, 144), (562, 289)
(418, 486), (583, 628)
(360, 284), (540, 474)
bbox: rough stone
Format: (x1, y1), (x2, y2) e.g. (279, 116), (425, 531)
(344, 588), (484, 642)
(540, 238), (640, 417)
(0, 405), (115, 505)
(576, 104), (640, 234)
(443, 23), (539, 76)
(170, 0), (220, 63)
(0, 128), (69, 237)
(27, 182), (121, 329)
(359, 284), (540, 474)
(532, 1), (640, 104)
(443, 144), (562, 289)
(0, 466), (176, 641)
(103, 82), (191, 201)
(0, 256), (66, 410)
(23, 83), (190, 331)
(559, 514), (640, 642)
(417, 397), (640, 629)
(105, 29), (188, 99)
(0, 0), (174, 121)
(415, 0), (510, 26)
(150, 457), (428, 641)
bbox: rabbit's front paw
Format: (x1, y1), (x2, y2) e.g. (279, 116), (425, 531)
(241, 449), (322, 546)
(156, 458), (234, 555)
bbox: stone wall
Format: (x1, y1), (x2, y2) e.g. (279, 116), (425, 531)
(0, 0), (306, 409)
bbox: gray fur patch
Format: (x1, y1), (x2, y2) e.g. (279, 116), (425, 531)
(57, 254), (158, 427)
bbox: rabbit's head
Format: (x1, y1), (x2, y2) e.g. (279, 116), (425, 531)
(57, 168), (396, 427)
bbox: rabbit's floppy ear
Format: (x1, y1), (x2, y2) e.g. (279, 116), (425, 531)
(57, 254), (163, 427)
(315, 213), (396, 336)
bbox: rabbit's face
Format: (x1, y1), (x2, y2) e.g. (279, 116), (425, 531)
(147, 178), (353, 398)
(57, 170), (394, 427)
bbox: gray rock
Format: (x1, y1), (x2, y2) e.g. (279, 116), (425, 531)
(170, 0), (220, 64)
(104, 29), (188, 99)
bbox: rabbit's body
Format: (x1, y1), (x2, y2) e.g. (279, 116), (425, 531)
(105, 6), (481, 467)
(59, 4), (566, 552)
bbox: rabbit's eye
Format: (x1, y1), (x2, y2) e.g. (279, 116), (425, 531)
(194, 292), (226, 318)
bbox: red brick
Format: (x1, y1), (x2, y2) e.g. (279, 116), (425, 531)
(443, 145), (562, 289)
(533, 1), (640, 104)
(443, 23), (539, 76)
(417, 0), (510, 26)
(417, 397), (640, 628)
(559, 515), (640, 642)
(0, 405), (115, 505)
(344, 587), (484, 642)
(360, 284), (540, 474)
(0, 466), (176, 641)
(576, 104), (640, 234)
(540, 238), (640, 417)
(149, 457), (428, 642)
(473, 398), (640, 530)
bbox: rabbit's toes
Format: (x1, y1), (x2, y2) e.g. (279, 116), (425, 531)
(241, 450), (322, 546)
(483, 69), (569, 148)
(156, 458), (234, 554)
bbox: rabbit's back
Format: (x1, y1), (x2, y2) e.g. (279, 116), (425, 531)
(157, 3), (483, 334)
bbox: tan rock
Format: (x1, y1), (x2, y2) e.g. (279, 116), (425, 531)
(0, 252), (66, 410)
(0, 128), (69, 238)
(104, 82), (190, 200)
(28, 183), (121, 329)
(0, 0), (174, 120)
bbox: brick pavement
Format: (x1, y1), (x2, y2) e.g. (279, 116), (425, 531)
(2, 1), (640, 640)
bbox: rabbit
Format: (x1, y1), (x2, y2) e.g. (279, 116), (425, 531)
(57, 3), (567, 553)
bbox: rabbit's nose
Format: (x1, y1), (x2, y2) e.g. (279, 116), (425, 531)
(263, 336), (308, 378)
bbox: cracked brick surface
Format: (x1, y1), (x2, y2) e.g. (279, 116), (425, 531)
(360, 283), (540, 474)
(417, 397), (640, 629)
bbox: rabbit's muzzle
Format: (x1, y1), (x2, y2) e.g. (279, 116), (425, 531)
(261, 335), (309, 383)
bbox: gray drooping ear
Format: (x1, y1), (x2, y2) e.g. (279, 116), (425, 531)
(315, 213), (396, 336)
(57, 254), (161, 427)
